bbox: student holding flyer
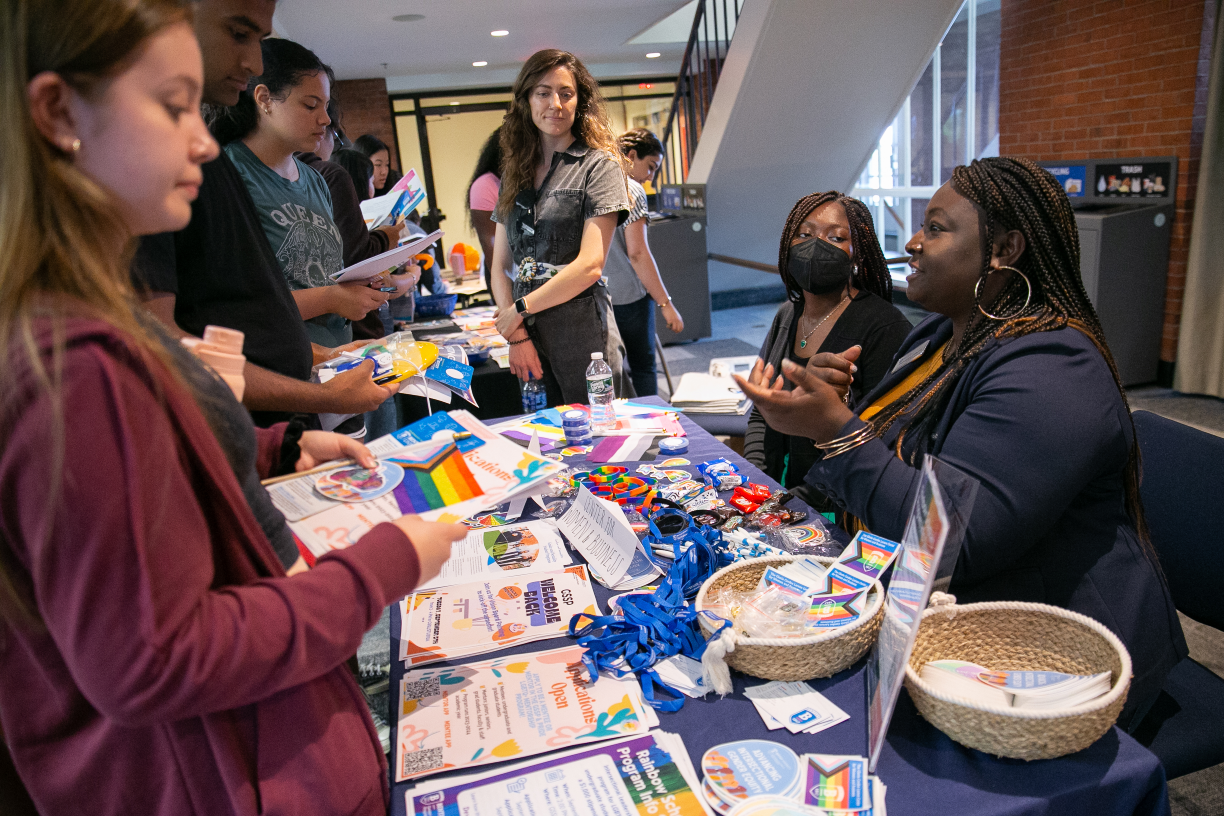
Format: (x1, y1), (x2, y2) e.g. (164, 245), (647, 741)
(0, 2), (466, 813)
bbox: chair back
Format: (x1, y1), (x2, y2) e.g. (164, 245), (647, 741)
(1133, 410), (1224, 630)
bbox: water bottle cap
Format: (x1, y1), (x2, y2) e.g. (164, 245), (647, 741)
(591, 352), (604, 360)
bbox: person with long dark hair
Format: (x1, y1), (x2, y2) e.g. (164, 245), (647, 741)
(743, 191), (910, 508)
(0, 1), (465, 812)
(354, 133), (399, 196)
(738, 157), (1186, 730)
(489, 49), (633, 404)
(468, 127), (503, 291)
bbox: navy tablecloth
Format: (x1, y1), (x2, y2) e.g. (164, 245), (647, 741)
(387, 399), (1169, 816)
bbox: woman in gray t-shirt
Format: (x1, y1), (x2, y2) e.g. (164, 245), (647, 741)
(490, 49), (632, 405)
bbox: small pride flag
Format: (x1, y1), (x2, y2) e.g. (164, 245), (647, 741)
(388, 441), (484, 513)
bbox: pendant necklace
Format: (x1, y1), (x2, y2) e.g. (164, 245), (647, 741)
(798, 294), (850, 349)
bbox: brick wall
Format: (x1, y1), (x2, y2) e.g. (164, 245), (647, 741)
(332, 78), (399, 170)
(999, 0), (1216, 365)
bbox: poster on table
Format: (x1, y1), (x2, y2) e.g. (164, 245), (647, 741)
(416, 520), (573, 590)
(406, 731), (709, 816)
(865, 456), (951, 773)
(395, 644), (657, 782)
(399, 565), (599, 665)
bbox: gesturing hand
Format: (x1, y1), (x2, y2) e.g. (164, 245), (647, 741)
(297, 430), (378, 472)
(735, 357), (856, 444)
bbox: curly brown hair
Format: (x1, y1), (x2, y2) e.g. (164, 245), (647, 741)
(495, 49), (626, 220)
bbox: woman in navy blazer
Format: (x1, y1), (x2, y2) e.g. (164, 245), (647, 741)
(738, 157), (1185, 731)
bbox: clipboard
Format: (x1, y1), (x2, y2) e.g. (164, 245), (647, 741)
(329, 229), (443, 284)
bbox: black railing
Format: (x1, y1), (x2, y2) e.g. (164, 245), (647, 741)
(658, 0), (743, 186)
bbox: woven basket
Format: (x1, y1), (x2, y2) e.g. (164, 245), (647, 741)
(695, 556), (884, 681)
(903, 595), (1132, 760)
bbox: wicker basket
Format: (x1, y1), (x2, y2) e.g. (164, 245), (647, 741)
(695, 556), (884, 681)
(903, 595), (1132, 760)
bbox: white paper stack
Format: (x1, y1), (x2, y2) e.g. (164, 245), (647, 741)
(669, 372), (751, 414)
(919, 660), (1112, 710)
(743, 681), (851, 734)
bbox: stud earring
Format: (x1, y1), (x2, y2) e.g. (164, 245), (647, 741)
(71, 138), (81, 152)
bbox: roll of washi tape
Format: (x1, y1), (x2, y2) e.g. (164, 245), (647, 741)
(565, 429), (593, 445)
(659, 436), (689, 454)
(561, 409), (589, 426)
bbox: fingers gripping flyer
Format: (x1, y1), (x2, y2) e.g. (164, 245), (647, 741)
(396, 644), (658, 782)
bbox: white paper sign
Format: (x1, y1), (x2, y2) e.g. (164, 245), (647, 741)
(557, 484), (639, 587)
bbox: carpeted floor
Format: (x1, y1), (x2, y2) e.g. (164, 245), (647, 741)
(664, 299), (1224, 814)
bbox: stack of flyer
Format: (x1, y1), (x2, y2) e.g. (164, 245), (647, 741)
(395, 644), (659, 782)
(919, 660), (1112, 710)
(700, 743), (886, 816)
(406, 731), (710, 816)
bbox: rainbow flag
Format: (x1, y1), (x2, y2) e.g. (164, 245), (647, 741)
(390, 443), (484, 513)
(803, 755), (868, 811)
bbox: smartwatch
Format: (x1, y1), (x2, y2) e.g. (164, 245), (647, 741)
(514, 296), (531, 317)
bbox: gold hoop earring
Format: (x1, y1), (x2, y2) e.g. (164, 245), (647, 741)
(975, 265), (1032, 320)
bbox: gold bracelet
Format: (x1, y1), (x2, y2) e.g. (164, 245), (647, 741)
(814, 425), (877, 459)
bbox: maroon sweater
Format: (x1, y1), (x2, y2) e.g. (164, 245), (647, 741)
(0, 318), (421, 815)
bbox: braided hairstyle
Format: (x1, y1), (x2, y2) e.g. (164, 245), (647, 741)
(863, 156), (1150, 541)
(777, 191), (893, 308)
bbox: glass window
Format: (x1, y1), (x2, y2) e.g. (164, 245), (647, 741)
(975, 0), (1001, 159)
(909, 62), (935, 187)
(940, 3), (970, 182)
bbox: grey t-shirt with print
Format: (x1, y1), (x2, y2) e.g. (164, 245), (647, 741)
(225, 141), (350, 347)
(603, 178), (650, 306)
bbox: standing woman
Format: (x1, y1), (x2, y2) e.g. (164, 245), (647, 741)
(604, 127), (685, 396)
(743, 192), (910, 508)
(0, 1), (464, 813)
(491, 49), (633, 405)
(467, 126), (504, 292)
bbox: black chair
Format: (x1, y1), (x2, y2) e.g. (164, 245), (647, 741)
(1130, 410), (1224, 779)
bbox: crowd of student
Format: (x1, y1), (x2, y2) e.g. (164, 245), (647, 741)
(0, 0), (1189, 813)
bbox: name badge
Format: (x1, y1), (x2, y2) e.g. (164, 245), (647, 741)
(891, 339), (930, 373)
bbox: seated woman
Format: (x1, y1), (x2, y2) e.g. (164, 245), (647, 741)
(744, 192), (910, 509)
(1, 2), (464, 812)
(738, 157), (1186, 730)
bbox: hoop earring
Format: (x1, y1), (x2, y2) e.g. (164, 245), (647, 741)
(975, 265), (1032, 320)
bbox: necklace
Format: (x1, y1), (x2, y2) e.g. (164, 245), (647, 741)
(798, 294), (850, 349)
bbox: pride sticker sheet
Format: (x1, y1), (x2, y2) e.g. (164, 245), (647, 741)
(802, 754), (870, 812)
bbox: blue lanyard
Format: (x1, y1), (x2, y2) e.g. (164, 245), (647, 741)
(568, 513), (732, 711)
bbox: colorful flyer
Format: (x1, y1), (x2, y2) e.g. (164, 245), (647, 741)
(835, 532), (901, 580)
(407, 732), (707, 816)
(314, 462), (403, 502)
(395, 644), (656, 781)
(802, 754), (870, 812)
(399, 565), (599, 665)
(806, 591), (868, 629)
(701, 740), (803, 806)
(418, 520), (572, 590)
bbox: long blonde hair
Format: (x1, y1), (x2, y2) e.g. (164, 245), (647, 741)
(0, 0), (191, 622)
(495, 49), (627, 221)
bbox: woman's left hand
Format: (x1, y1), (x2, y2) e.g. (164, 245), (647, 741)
(296, 430), (378, 472)
(735, 358), (855, 444)
(494, 305), (524, 339)
(370, 261), (420, 298)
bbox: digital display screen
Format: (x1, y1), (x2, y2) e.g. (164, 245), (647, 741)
(1094, 162), (1171, 198)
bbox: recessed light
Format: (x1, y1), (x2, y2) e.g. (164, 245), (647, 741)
(491, 29), (509, 36)
(646, 52), (661, 58)
(392, 13), (425, 22)
(450, 101), (461, 106)
(472, 61), (488, 67)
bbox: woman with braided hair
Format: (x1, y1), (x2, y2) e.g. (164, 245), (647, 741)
(738, 158), (1185, 730)
(743, 192), (910, 509)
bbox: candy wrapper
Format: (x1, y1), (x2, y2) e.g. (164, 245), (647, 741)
(699, 458), (744, 491)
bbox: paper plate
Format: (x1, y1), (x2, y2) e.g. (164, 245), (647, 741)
(315, 462), (403, 502)
(727, 796), (827, 816)
(702, 740), (803, 807)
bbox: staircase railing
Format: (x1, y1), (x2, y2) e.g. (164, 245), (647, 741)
(658, 0), (743, 186)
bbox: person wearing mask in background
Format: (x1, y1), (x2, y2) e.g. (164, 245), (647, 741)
(354, 133), (400, 197)
(490, 49), (634, 404)
(743, 192), (910, 512)
(467, 127), (503, 292)
(2, 3), (467, 814)
(133, 0), (398, 429)
(299, 119), (420, 440)
(212, 38), (416, 437)
(602, 128), (683, 396)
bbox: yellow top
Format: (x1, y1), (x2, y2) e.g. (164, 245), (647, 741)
(859, 342), (948, 422)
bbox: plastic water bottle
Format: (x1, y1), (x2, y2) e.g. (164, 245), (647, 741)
(520, 372), (547, 414)
(585, 352), (616, 430)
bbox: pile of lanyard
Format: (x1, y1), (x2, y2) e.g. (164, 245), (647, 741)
(568, 508), (733, 711)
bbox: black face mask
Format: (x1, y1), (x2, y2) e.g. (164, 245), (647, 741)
(787, 237), (854, 294)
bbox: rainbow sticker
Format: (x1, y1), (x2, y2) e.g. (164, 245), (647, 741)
(315, 462), (403, 502)
(802, 754), (869, 812)
(836, 531), (901, 579)
(390, 444), (484, 513)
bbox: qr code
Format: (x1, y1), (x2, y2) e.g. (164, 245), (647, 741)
(404, 676), (441, 701)
(402, 746), (444, 777)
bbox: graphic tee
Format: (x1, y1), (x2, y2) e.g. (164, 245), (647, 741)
(225, 141), (350, 346)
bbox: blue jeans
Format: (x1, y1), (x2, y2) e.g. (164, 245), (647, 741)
(612, 296), (657, 397)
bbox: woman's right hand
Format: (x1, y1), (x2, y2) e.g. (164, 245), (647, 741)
(660, 301), (685, 333)
(507, 333), (544, 381)
(802, 345), (862, 403)
(330, 282), (392, 320)
(392, 515), (468, 585)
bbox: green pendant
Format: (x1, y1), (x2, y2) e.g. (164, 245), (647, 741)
(799, 339), (807, 349)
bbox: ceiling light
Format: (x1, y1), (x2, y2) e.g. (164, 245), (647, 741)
(491, 29), (509, 36)
(450, 101), (461, 106)
(472, 61), (488, 67)
(392, 13), (425, 22)
(646, 52), (661, 58)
